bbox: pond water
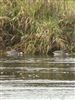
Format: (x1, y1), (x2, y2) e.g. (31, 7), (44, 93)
(0, 56), (75, 100)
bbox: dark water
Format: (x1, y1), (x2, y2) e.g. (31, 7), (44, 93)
(0, 56), (75, 100)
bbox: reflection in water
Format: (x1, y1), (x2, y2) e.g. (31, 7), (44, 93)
(0, 56), (75, 100)
(0, 56), (75, 80)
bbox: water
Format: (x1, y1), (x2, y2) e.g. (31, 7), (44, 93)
(0, 56), (75, 100)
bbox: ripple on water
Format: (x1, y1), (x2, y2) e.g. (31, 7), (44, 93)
(0, 56), (75, 100)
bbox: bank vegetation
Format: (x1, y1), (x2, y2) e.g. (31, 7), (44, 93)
(0, 0), (75, 55)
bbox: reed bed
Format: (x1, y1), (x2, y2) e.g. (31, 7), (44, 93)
(0, 0), (75, 55)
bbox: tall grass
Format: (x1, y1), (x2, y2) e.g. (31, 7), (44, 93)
(0, 0), (75, 55)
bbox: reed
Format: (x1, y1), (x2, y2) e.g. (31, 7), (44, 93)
(0, 0), (75, 55)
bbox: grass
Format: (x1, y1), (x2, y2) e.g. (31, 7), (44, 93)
(0, 0), (75, 55)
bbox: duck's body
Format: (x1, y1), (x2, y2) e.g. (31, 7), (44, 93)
(6, 50), (23, 57)
(53, 50), (69, 57)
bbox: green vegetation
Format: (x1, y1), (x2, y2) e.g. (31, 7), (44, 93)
(0, 0), (75, 55)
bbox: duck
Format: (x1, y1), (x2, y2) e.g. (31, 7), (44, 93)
(53, 50), (69, 57)
(6, 47), (23, 57)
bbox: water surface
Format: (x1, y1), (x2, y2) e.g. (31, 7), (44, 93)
(0, 56), (75, 100)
